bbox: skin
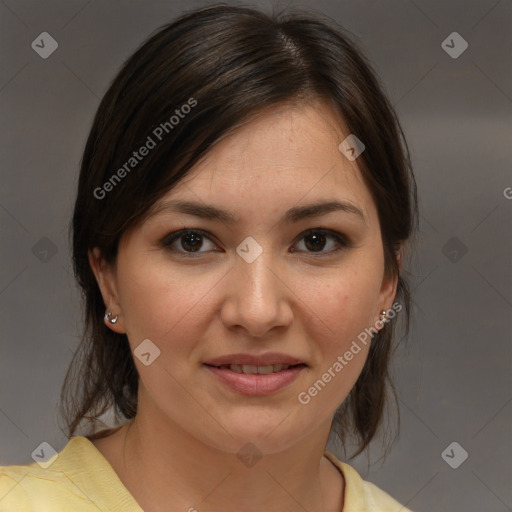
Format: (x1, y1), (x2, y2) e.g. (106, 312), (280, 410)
(89, 99), (400, 512)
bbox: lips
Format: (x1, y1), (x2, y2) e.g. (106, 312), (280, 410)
(203, 352), (305, 367)
(203, 352), (307, 395)
(214, 363), (302, 374)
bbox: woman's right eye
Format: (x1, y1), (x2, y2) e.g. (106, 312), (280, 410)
(160, 229), (219, 257)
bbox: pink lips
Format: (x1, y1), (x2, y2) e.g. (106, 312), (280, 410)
(203, 352), (307, 396)
(203, 352), (304, 367)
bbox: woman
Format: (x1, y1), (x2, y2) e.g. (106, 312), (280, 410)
(0, 4), (418, 511)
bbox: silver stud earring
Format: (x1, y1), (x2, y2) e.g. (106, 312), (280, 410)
(104, 311), (118, 324)
(379, 310), (387, 322)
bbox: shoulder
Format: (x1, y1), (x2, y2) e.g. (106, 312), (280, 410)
(0, 457), (87, 512)
(324, 450), (414, 512)
(0, 436), (138, 512)
(0, 463), (32, 512)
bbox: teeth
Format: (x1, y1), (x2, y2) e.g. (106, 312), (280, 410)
(220, 364), (293, 374)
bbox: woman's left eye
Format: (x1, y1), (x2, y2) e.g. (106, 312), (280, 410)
(160, 228), (350, 257)
(292, 229), (350, 254)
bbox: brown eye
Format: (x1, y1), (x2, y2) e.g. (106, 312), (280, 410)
(304, 232), (327, 252)
(161, 229), (218, 255)
(179, 232), (203, 252)
(292, 229), (350, 255)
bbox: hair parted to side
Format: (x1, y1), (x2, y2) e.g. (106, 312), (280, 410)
(60, 3), (418, 461)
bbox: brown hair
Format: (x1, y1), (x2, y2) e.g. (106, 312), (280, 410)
(59, 3), (418, 461)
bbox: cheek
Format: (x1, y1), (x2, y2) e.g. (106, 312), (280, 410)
(299, 261), (382, 403)
(310, 265), (382, 345)
(116, 256), (224, 354)
(115, 256), (175, 342)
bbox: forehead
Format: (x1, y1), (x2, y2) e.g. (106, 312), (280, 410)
(147, 100), (377, 227)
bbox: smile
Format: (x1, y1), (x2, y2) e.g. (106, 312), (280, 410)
(204, 363), (307, 395)
(212, 363), (301, 374)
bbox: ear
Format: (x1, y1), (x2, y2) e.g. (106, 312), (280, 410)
(88, 247), (125, 333)
(396, 244), (403, 270)
(375, 245), (402, 323)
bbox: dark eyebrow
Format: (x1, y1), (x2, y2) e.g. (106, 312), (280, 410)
(149, 199), (366, 224)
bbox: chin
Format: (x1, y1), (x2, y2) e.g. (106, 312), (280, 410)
(199, 417), (308, 456)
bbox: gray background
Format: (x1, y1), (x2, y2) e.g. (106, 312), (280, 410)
(1, 1), (511, 511)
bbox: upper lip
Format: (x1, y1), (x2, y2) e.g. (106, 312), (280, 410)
(203, 352), (305, 367)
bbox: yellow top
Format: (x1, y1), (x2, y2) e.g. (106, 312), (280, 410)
(0, 436), (412, 511)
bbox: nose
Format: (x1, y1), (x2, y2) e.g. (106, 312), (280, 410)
(219, 246), (294, 338)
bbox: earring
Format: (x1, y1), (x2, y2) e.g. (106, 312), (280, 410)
(379, 310), (387, 322)
(104, 311), (118, 324)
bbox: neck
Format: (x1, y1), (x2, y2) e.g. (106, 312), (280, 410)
(103, 400), (344, 512)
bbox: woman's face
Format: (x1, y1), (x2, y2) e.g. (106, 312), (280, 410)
(91, 100), (398, 455)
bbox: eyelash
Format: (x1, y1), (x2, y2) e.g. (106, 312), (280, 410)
(160, 228), (351, 258)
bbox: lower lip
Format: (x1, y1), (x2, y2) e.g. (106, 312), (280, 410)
(204, 365), (306, 396)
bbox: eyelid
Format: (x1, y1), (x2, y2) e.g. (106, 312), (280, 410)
(160, 227), (352, 256)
